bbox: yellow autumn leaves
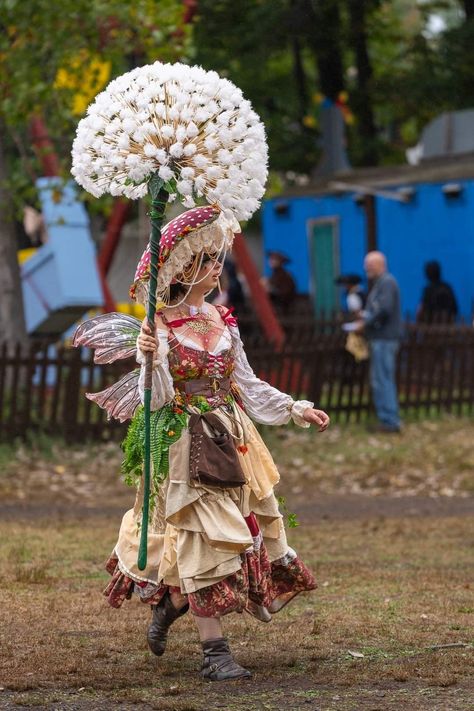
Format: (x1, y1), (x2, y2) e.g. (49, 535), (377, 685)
(54, 51), (111, 116)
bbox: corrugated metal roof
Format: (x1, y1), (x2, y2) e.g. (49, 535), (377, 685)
(277, 152), (474, 198)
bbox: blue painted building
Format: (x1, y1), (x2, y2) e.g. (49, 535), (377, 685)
(20, 177), (104, 336)
(263, 158), (474, 320)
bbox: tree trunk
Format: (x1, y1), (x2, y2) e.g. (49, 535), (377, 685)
(301, 0), (345, 101)
(291, 34), (309, 125)
(347, 0), (379, 165)
(0, 129), (29, 347)
(463, 0), (474, 20)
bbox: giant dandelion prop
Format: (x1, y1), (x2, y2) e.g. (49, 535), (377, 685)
(71, 61), (268, 569)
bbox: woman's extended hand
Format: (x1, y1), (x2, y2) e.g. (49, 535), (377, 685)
(138, 318), (157, 353)
(303, 408), (330, 432)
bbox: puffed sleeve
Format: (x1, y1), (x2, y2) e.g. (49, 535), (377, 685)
(137, 330), (175, 410)
(229, 324), (314, 427)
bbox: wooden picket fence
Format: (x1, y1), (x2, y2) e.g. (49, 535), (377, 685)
(1, 322), (474, 442)
(245, 323), (474, 421)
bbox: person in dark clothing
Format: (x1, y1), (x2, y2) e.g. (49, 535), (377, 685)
(335, 274), (367, 314)
(264, 251), (296, 310)
(417, 261), (458, 323)
(223, 259), (246, 312)
(210, 259), (246, 315)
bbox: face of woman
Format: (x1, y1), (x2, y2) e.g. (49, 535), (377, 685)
(197, 254), (223, 291)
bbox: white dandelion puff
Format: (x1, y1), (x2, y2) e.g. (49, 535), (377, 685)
(71, 60), (268, 219)
(160, 124), (175, 139)
(176, 179), (193, 195)
(158, 165), (174, 181)
(169, 142), (184, 158)
(183, 143), (197, 157)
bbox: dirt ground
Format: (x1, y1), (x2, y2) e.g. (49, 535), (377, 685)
(0, 419), (473, 710)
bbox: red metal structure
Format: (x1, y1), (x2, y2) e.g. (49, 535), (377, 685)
(30, 117), (60, 177)
(233, 233), (285, 346)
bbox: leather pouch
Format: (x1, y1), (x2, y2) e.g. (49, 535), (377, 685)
(188, 412), (246, 488)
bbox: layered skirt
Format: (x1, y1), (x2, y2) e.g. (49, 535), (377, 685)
(104, 402), (316, 618)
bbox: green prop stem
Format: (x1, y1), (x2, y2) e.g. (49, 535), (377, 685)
(138, 174), (169, 571)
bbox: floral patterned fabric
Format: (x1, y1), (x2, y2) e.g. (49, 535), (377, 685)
(165, 310), (240, 410)
(168, 338), (233, 382)
(104, 555), (182, 609)
(188, 544), (316, 617)
(104, 520), (316, 617)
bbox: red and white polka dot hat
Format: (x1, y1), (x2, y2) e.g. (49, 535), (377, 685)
(130, 204), (239, 306)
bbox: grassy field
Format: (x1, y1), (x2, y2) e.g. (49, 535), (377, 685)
(0, 418), (473, 710)
(1, 416), (473, 508)
(0, 516), (472, 710)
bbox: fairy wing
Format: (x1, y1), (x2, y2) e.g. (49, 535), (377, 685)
(86, 370), (141, 423)
(73, 312), (142, 421)
(73, 312), (141, 364)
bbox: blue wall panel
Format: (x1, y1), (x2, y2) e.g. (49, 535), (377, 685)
(21, 178), (104, 335)
(264, 179), (474, 320)
(263, 195), (366, 293)
(377, 182), (474, 319)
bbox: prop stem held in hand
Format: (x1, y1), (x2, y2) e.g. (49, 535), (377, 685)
(138, 177), (169, 571)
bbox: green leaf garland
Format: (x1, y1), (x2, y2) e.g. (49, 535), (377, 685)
(122, 404), (187, 516)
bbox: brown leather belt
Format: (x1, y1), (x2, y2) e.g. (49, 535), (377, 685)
(175, 376), (231, 400)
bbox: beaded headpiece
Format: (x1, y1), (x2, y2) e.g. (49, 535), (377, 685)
(130, 204), (240, 307)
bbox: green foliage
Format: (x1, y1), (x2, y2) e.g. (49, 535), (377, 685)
(277, 495), (300, 529)
(193, 0), (472, 174)
(1, 0), (189, 126)
(121, 407), (146, 488)
(149, 406), (187, 491)
(438, 17), (474, 107)
(1, 0), (472, 202)
(0, 0), (191, 207)
(121, 404), (187, 514)
(193, 0), (319, 175)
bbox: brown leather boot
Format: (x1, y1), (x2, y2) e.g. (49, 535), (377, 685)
(147, 592), (189, 656)
(200, 637), (252, 681)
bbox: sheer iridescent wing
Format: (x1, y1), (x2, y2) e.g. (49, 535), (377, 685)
(74, 313), (142, 421)
(73, 312), (141, 364)
(86, 370), (141, 423)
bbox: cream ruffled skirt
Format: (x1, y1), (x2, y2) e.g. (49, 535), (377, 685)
(104, 403), (316, 616)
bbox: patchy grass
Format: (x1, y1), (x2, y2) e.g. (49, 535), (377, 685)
(0, 515), (472, 710)
(264, 415), (474, 498)
(0, 417), (473, 708)
(1, 417), (474, 511)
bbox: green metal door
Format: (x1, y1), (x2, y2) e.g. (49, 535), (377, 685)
(309, 219), (339, 316)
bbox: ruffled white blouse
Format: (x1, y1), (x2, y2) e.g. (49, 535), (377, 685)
(137, 323), (313, 428)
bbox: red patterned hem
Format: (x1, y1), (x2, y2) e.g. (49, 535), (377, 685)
(187, 546), (316, 618)
(103, 554), (170, 609)
(103, 548), (316, 616)
(269, 555), (317, 604)
(103, 543), (317, 617)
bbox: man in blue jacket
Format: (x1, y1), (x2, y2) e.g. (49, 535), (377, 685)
(358, 251), (402, 433)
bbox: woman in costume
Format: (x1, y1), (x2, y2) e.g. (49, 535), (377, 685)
(74, 205), (329, 682)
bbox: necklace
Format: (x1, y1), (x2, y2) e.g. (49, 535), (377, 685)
(173, 302), (216, 336)
(186, 312), (215, 335)
(182, 302), (209, 317)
